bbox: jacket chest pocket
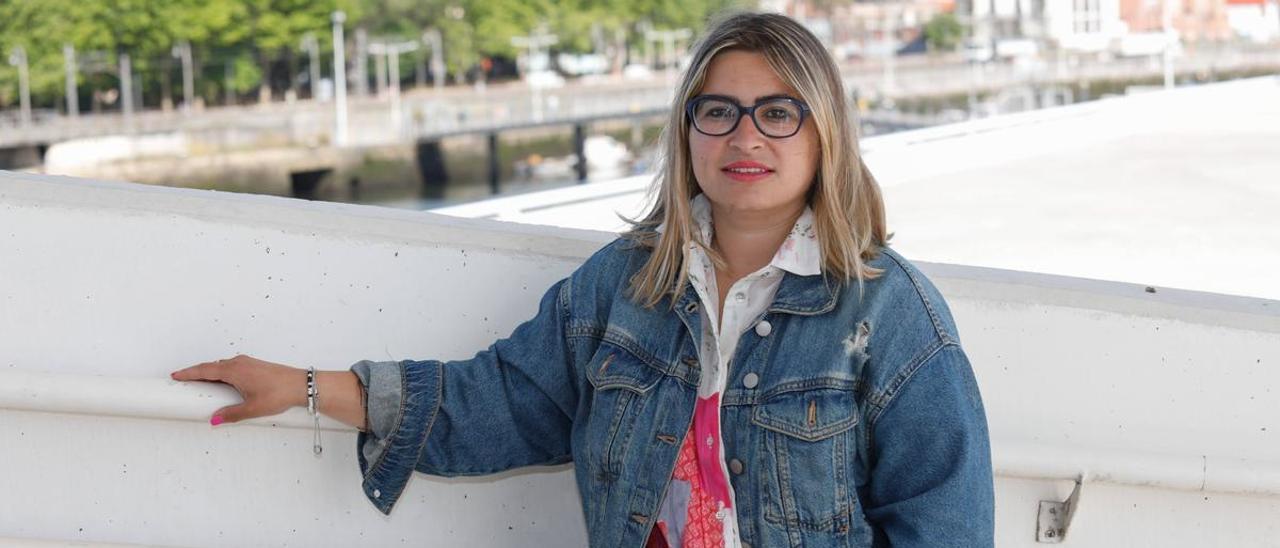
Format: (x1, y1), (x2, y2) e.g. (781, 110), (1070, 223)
(752, 385), (863, 537)
(585, 343), (665, 484)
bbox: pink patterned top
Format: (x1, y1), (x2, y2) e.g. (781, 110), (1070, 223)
(648, 194), (821, 548)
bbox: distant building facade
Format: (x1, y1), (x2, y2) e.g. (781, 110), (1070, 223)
(1223, 0), (1280, 41)
(1119, 0), (1232, 42)
(760, 0), (1272, 59)
(954, 0), (1126, 52)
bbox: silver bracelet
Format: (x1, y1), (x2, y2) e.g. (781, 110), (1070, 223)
(306, 367), (322, 455)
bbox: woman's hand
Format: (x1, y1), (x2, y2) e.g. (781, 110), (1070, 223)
(171, 354), (306, 425)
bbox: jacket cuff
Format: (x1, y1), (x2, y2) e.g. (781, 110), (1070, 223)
(349, 359), (443, 515)
(350, 360), (402, 459)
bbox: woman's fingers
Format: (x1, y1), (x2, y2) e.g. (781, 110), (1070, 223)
(170, 356), (240, 382)
(211, 403), (253, 425)
(171, 354), (303, 425)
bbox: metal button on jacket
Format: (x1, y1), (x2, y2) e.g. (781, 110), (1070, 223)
(742, 372), (760, 389)
(729, 458), (745, 475)
(754, 320), (772, 337)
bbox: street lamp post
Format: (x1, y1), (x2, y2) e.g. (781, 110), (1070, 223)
(368, 40), (419, 132)
(172, 41), (195, 112)
(637, 20), (654, 67)
(422, 28), (445, 92)
(511, 28), (559, 74)
(373, 46), (388, 98)
(224, 61), (236, 107)
(332, 10), (349, 146)
(1162, 0), (1176, 89)
(8, 46), (32, 127)
(64, 44), (79, 119)
(511, 27), (559, 122)
(300, 33), (322, 101)
(354, 28), (368, 97)
(643, 28), (691, 88)
(882, 8), (897, 97)
(119, 53), (134, 123)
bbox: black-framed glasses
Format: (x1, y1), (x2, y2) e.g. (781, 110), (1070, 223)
(685, 94), (812, 138)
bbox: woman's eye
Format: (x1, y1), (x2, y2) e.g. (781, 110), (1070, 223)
(763, 107), (793, 121)
(704, 106), (733, 119)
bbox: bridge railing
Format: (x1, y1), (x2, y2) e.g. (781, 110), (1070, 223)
(6, 47), (1277, 150)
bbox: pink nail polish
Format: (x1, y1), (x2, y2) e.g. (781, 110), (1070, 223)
(210, 415), (224, 426)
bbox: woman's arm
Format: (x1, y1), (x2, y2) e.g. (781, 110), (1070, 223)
(171, 276), (579, 515)
(861, 343), (995, 547)
(317, 370), (367, 430)
(170, 355), (368, 431)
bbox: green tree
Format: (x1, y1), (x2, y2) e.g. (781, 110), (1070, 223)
(1, 0), (77, 109)
(923, 12), (965, 53)
(237, 0), (361, 100)
(0, 0), (743, 111)
(0, 0), (258, 109)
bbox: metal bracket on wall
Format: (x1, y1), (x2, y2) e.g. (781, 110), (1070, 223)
(1036, 476), (1083, 543)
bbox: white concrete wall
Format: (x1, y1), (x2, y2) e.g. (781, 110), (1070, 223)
(43, 134), (189, 171)
(1, 171), (1278, 546)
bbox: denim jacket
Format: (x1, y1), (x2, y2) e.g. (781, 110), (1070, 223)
(351, 237), (994, 548)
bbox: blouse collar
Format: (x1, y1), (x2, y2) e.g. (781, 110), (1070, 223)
(684, 193), (822, 277)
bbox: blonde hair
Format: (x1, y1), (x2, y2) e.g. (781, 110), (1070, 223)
(623, 11), (888, 308)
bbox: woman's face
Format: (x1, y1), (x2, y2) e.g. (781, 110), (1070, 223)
(689, 50), (820, 221)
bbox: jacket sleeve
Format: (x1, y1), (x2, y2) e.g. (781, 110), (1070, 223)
(349, 277), (578, 515)
(861, 343), (995, 547)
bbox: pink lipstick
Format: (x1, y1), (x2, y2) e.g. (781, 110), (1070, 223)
(721, 160), (774, 182)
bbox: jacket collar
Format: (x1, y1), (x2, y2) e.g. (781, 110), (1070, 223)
(664, 193), (835, 318)
(673, 268), (839, 319)
(768, 270), (840, 315)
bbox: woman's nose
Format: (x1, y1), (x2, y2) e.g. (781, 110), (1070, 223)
(727, 115), (767, 150)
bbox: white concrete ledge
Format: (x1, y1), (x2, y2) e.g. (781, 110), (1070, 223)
(0, 369), (339, 431)
(0, 169), (614, 261)
(0, 538), (158, 548)
(925, 261), (1280, 333)
(4, 367), (1278, 497)
(3, 169), (1278, 546)
(995, 439), (1280, 496)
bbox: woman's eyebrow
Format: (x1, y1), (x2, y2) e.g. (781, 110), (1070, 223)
(703, 92), (797, 104)
(754, 93), (797, 102)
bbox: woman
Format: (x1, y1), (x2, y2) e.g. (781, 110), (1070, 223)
(172, 12), (993, 547)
